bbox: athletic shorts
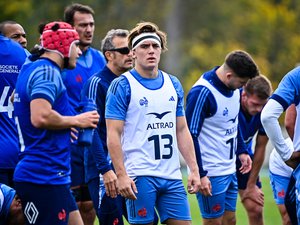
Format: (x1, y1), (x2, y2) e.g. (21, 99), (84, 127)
(15, 182), (76, 225)
(126, 176), (190, 224)
(196, 173), (238, 219)
(236, 158), (261, 189)
(269, 172), (290, 205)
(0, 168), (15, 188)
(88, 177), (125, 225)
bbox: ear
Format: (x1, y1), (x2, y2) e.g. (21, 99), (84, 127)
(226, 70), (234, 80)
(241, 90), (247, 98)
(104, 51), (113, 61)
(132, 49), (137, 59)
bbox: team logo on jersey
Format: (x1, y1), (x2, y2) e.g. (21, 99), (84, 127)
(24, 202), (39, 224)
(139, 97), (148, 107)
(58, 209), (66, 221)
(223, 107), (229, 116)
(75, 74), (83, 83)
(227, 114), (238, 123)
(169, 96), (175, 101)
(147, 111), (171, 119)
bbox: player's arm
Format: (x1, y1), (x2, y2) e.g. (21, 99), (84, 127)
(105, 76), (136, 199)
(285, 104), (296, 140)
(241, 133), (268, 205)
(247, 134), (268, 188)
(176, 116), (201, 194)
(30, 98), (99, 129)
(106, 119), (137, 200)
(261, 99), (295, 163)
(185, 85), (213, 196)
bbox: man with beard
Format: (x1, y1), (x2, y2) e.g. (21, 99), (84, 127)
(63, 4), (106, 225)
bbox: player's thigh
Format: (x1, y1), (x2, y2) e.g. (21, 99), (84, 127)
(15, 182), (73, 225)
(156, 179), (191, 223)
(196, 174), (237, 219)
(269, 172), (290, 205)
(126, 176), (158, 224)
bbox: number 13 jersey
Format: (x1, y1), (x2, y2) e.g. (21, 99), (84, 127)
(122, 71), (182, 180)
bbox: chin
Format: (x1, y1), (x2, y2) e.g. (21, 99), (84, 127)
(67, 64), (76, 69)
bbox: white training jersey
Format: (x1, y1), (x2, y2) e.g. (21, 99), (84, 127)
(269, 138), (293, 177)
(195, 77), (240, 176)
(121, 71), (182, 179)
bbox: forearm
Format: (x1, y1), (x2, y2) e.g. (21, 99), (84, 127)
(107, 137), (126, 177)
(247, 149), (264, 187)
(90, 130), (112, 175)
(261, 99), (293, 161)
(176, 118), (199, 173)
(106, 119), (127, 177)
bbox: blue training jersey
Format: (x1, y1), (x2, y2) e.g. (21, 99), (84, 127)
(0, 35), (27, 169)
(0, 183), (16, 224)
(81, 66), (117, 182)
(271, 66), (300, 110)
(105, 68), (185, 120)
(62, 47), (106, 115)
(13, 57), (73, 185)
(238, 89), (266, 156)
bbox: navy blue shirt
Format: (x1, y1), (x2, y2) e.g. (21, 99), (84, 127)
(81, 66), (117, 182)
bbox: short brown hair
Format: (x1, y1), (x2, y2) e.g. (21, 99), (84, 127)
(64, 3), (94, 26)
(244, 75), (273, 99)
(225, 50), (259, 79)
(128, 21), (167, 52)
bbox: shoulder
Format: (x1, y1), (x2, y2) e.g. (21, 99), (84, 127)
(108, 75), (129, 93)
(89, 47), (105, 59)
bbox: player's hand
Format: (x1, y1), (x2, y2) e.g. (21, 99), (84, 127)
(285, 151), (300, 169)
(187, 171), (201, 194)
(75, 110), (99, 129)
(70, 127), (78, 142)
(241, 185), (264, 206)
(117, 174), (137, 200)
(199, 176), (212, 196)
(103, 170), (118, 198)
(239, 154), (252, 174)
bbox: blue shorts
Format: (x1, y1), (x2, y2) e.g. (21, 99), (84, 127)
(196, 173), (238, 219)
(269, 172), (290, 205)
(88, 177), (125, 225)
(15, 182), (76, 225)
(126, 176), (190, 224)
(236, 158), (261, 189)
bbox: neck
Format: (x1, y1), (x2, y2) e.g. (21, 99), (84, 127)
(216, 64), (228, 86)
(134, 64), (158, 78)
(107, 63), (126, 76)
(41, 51), (63, 69)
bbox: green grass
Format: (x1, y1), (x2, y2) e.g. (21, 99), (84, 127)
(95, 173), (282, 225)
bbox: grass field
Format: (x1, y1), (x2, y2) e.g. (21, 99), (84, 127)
(95, 172), (282, 225)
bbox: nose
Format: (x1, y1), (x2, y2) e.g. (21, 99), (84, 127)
(19, 36), (27, 47)
(86, 24), (93, 32)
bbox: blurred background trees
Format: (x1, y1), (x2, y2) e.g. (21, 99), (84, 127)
(2, 0), (300, 92)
